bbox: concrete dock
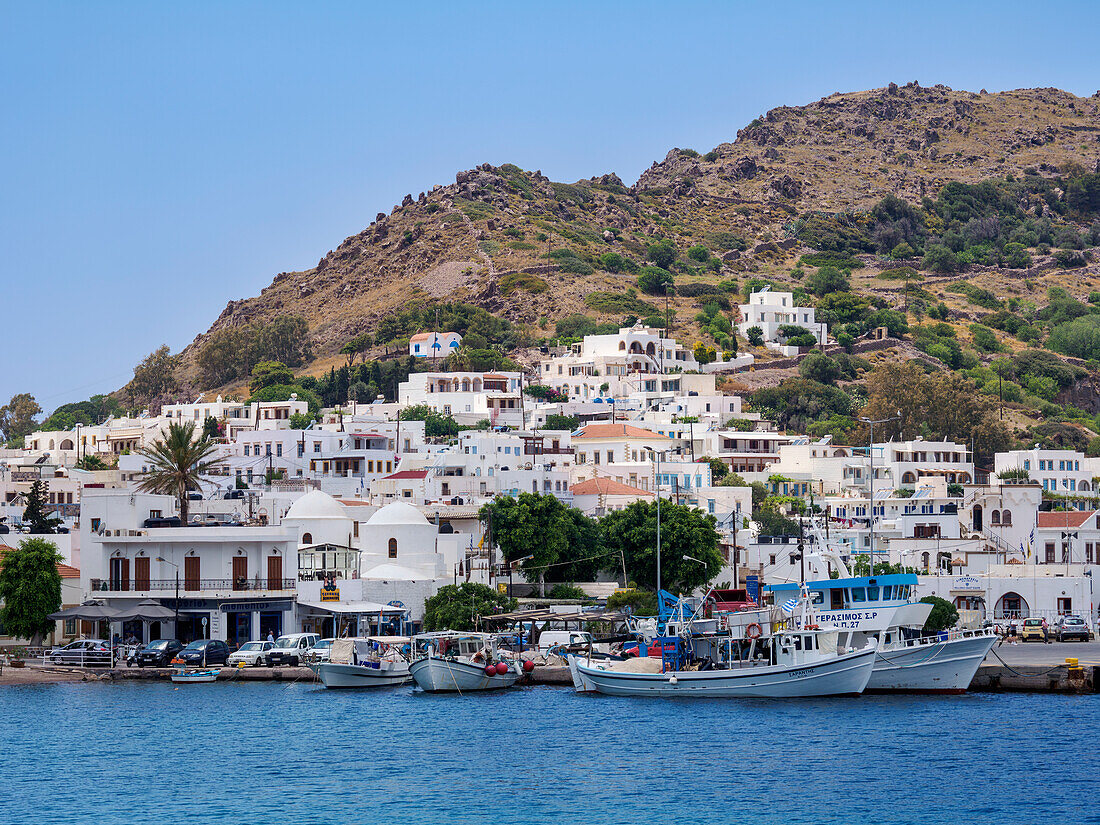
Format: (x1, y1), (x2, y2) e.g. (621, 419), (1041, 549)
(10, 640), (1098, 692)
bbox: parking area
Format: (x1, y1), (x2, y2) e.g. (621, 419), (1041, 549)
(986, 639), (1100, 666)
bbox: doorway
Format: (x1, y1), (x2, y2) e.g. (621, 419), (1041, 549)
(259, 611), (283, 641)
(177, 613), (208, 643)
(227, 612), (252, 647)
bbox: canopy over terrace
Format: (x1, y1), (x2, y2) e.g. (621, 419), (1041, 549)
(482, 609), (632, 644)
(297, 600), (411, 636)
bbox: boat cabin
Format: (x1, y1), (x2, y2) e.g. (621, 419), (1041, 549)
(766, 574), (917, 611)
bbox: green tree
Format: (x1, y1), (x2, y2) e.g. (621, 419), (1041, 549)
(544, 414), (579, 431)
(422, 582), (516, 631)
(686, 245), (711, 262)
(250, 361), (295, 391)
(598, 252), (625, 273)
(637, 266), (674, 295)
(606, 588), (659, 616)
(646, 238), (677, 268)
(289, 412), (314, 430)
(920, 596), (959, 632)
(702, 457), (729, 482)
(0, 538), (63, 646)
(127, 345), (179, 404)
(22, 480), (61, 534)
(202, 416), (222, 440)
(922, 244), (958, 274)
(746, 326), (764, 347)
(805, 266), (850, 297)
(600, 499), (724, 594)
(399, 404), (460, 438)
(340, 332), (374, 366)
(799, 352), (841, 384)
(75, 454), (108, 471)
(135, 421), (221, 523)
(0, 393), (41, 443)
(480, 493), (601, 594)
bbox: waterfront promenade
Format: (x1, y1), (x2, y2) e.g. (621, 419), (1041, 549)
(6, 640), (1099, 690)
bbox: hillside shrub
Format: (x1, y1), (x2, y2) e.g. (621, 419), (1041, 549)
(584, 291), (656, 315)
(498, 273), (549, 295)
(805, 266), (850, 297)
(646, 239), (677, 268)
(1047, 316), (1100, 360)
(637, 267), (674, 295)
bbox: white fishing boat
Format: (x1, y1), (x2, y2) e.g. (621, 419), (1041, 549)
(170, 669), (220, 683)
(765, 528), (996, 693)
(409, 632), (521, 692)
(569, 628), (876, 698)
(311, 637), (412, 689)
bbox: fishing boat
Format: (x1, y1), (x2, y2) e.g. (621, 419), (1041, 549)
(310, 637), (412, 689)
(409, 632), (524, 692)
(764, 526), (996, 693)
(170, 669), (220, 683)
(569, 589), (877, 698)
(767, 574), (995, 693)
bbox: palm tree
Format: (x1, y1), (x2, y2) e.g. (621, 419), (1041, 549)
(136, 421), (221, 523)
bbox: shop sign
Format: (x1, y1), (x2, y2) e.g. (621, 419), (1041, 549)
(219, 600), (293, 613)
(320, 584), (340, 602)
(953, 575), (983, 592)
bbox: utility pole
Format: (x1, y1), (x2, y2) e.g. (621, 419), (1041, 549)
(859, 412), (900, 574)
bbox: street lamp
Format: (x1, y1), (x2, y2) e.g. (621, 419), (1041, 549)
(156, 557), (179, 634)
(858, 412), (900, 575)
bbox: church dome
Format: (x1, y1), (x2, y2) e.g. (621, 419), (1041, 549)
(365, 501), (430, 527)
(284, 490), (349, 521)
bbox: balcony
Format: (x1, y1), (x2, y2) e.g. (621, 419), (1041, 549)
(90, 578), (297, 595)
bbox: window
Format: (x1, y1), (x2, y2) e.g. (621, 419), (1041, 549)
(850, 587), (866, 602)
(768, 554), (776, 566)
(388, 538), (398, 559)
(244, 445), (250, 456)
(302, 532), (313, 545)
(313, 442), (321, 453)
(1045, 542), (1055, 563)
(1058, 597), (1072, 615)
(276, 443), (282, 457)
(1023, 460), (1030, 471)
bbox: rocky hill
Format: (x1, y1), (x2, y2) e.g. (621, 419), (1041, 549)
(177, 82), (1100, 390)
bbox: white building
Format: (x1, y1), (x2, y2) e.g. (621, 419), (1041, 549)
(398, 371), (524, 426)
(738, 288), (827, 355)
(79, 489), (299, 645)
(409, 331), (463, 358)
(994, 448), (1098, 494)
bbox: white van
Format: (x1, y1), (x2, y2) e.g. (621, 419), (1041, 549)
(266, 633), (320, 666)
(537, 630), (598, 655)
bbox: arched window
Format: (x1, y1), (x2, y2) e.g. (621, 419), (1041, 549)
(645, 342), (656, 356)
(618, 341), (626, 351)
(461, 379), (471, 392)
(60, 439), (74, 451)
(972, 505), (983, 532)
(388, 538), (398, 559)
(921, 552), (930, 571)
(1001, 511), (1012, 526)
(1079, 481), (1090, 492)
(995, 592), (1029, 620)
(902, 471), (916, 485)
(991, 510), (1001, 526)
(301, 532), (313, 545)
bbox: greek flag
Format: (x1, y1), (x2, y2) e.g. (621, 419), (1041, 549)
(781, 598), (799, 616)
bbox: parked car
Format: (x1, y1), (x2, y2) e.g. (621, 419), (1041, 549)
(267, 633), (319, 667)
(1056, 616), (1090, 642)
(133, 639), (184, 667)
(1020, 618), (1047, 642)
(176, 639), (231, 666)
(48, 639), (116, 667)
(227, 640), (274, 667)
(304, 638), (335, 664)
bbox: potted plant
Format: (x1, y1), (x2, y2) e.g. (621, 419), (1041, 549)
(8, 647), (26, 668)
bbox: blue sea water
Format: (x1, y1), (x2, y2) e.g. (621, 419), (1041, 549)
(1, 682), (1097, 825)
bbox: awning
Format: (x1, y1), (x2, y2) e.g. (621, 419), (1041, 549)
(297, 600), (408, 614)
(48, 602), (123, 621)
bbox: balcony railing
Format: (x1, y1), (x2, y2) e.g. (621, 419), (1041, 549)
(90, 578), (297, 593)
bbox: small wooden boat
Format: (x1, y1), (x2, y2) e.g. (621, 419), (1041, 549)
(170, 668), (220, 683)
(311, 637), (412, 689)
(409, 632), (522, 693)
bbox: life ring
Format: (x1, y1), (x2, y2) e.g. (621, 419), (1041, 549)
(745, 623), (762, 640)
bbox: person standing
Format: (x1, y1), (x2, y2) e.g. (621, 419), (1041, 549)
(266, 630), (274, 643)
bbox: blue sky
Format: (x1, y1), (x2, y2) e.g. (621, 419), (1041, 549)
(3, 1), (1099, 414)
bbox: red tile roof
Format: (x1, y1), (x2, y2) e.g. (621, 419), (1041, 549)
(383, 470), (429, 480)
(1037, 510), (1095, 529)
(0, 545), (79, 578)
(573, 423), (668, 440)
(571, 477), (653, 496)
